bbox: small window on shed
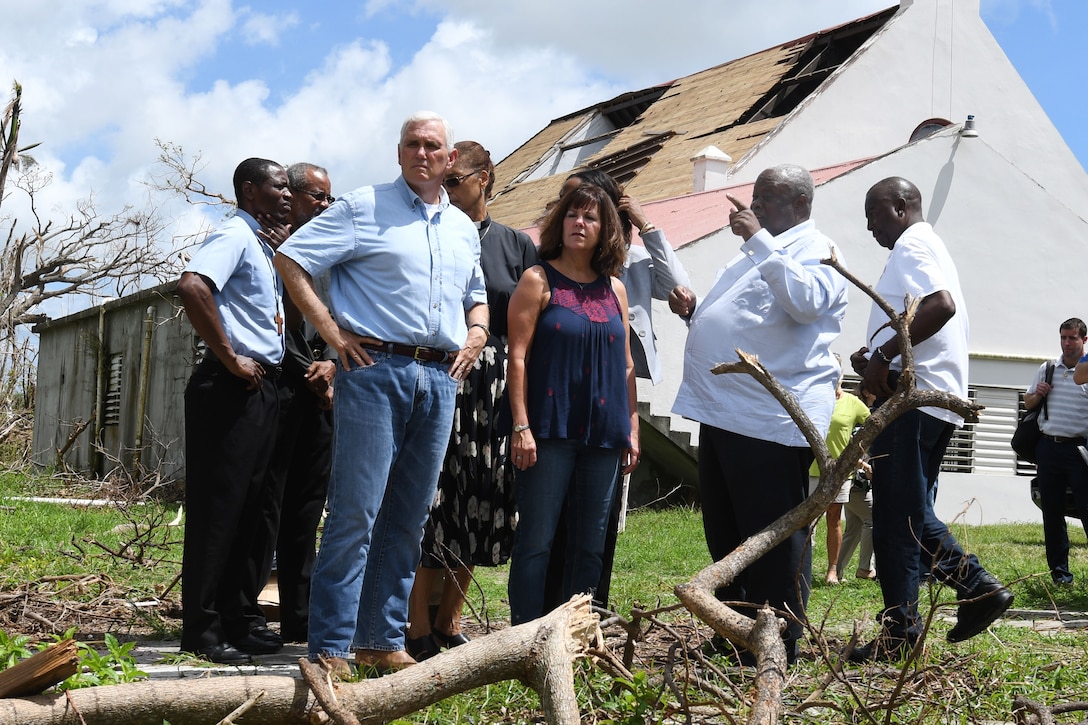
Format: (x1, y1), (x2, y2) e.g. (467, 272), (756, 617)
(103, 353), (124, 427)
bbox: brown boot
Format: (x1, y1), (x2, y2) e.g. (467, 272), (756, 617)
(320, 656), (354, 680)
(355, 649), (416, 675)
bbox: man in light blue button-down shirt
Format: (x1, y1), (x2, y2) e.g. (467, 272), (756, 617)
(178, 157), (292, 665)
(670, 164), (848, 664)
(276, 112), (489, 673)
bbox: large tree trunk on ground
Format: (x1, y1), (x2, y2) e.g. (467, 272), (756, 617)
(0, 596), (598, 725)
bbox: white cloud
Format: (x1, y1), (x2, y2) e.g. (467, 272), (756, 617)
(1, 0), (1076, 312)
(408, 0), (894, 85)
(2, 0), (622, 260)
(239, 8), (300, 45)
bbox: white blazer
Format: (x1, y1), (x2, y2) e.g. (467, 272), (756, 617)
(620, 228), (690, 385)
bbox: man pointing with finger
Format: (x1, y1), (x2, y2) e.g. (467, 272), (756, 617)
(670, 164), (849, 664)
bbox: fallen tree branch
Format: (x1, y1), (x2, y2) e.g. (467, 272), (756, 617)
(0, 596), (598, 725)
(675, 249), (984, 724)
(54, 416), (93, 467)
(0, 639), (80, 698)
(299, 658), (358, 725)
(214, 690), (264, 725)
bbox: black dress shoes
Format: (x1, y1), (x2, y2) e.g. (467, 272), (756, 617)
(405, 634), (441, 661)
(233, 625), (284, 655)
(432, 629), (471, 648)
(248, 625), (284, 645)
(847, 633), (916, 663)
(946, 573), (1014, 643)
(193, 643), (253, 665)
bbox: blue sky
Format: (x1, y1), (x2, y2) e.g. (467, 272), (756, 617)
(984, 0), (1085, 167)
(1, 0), (1083, 255)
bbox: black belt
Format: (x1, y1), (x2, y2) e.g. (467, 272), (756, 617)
(202, 354), (282, 380)
(1043, 434), (1087, 445)
(360, 338), (456, 364)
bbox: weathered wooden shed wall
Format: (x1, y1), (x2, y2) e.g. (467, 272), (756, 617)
(32, 282), (196, 482)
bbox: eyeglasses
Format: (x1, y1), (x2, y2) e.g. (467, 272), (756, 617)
(294, 188), (336, 204)
(442, 170), (481, 189)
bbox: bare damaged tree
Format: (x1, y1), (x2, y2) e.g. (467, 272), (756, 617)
(0, 81), (186, 412)
(146, 139), (233, 209)
(674, 249), (983, 725)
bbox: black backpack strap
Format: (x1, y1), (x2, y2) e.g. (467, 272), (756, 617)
(1042, 361), (1055, 420)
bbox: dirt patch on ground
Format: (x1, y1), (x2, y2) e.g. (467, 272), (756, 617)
(0, 576), (180, 642)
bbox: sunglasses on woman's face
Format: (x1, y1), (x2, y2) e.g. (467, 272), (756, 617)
(442, 170), (481, 188)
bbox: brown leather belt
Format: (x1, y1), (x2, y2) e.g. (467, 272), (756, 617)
(359, 337), (455, 364)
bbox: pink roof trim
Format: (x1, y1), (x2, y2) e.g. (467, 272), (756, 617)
(520, 159), (869, 250)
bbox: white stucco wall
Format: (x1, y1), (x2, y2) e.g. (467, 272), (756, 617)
(642, 128), (1088, 440)
(730, 0), (1088, 215)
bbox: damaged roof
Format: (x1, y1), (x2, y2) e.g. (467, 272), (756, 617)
(487, 5), (896, 230)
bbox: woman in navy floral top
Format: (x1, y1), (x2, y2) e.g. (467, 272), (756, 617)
(506, 183), (641, 624)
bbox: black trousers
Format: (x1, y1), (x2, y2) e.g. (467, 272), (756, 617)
(696, 424), (813, 645)
(181, 359), (283, 651)
(1034, 437), (1088, 581)
(257, 382), (332, 641)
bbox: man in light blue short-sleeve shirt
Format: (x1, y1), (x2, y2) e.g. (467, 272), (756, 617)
(178, 157), (292, 665)
(276, 111), (489, 674)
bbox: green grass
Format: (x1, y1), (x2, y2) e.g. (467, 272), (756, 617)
(0, 469), (183, 633)
(439, 505), (1088, 723)
(3, 467), (1088, 723)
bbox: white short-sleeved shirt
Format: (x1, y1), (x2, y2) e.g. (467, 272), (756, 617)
(865, 222), (968, 425)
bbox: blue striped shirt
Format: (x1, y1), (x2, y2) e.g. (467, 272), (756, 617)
(1031, 359), (1088, 438)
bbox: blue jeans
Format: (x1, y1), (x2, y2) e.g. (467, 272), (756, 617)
(508, 439), (620, 624)
(870, 409), (985, 639)
(307, 354), (457, 658)
(1033, 437), (1088, 581)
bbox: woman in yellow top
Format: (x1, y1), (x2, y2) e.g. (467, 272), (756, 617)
(810, 365), (871, 584)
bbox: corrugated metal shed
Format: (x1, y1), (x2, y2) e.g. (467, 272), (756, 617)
(32, 282), (195, 482)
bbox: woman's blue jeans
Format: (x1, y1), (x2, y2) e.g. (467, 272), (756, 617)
(307, 354), (456, 659)
(508, 439), (620, 624)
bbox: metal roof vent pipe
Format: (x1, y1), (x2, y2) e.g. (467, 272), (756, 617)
(961, 114), (979, 138)
(691, 146), (732, 192)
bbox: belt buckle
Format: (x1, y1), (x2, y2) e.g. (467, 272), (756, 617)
(412, 346), (428, 361)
